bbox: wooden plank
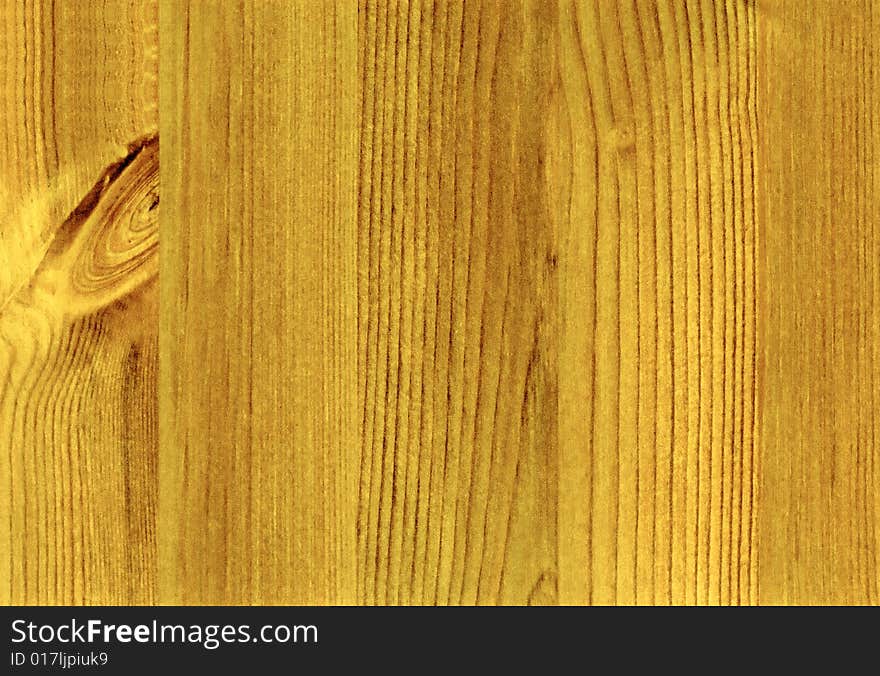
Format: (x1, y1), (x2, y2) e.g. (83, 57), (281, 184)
(158, 0), (359, 604)
(0, 0), (158, 604)
(555, 0), (759, 604)
(757, 0), (880, 605)
(356, 0), (559, 605)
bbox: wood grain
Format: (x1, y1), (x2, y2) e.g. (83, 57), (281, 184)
(0, 0), (158, 604)
(356, 0), (559, 606)
(158, 0), (359, 604)
(2, 0), (878, 606)
(758, 0), (880, 605)
(555, 0), (759, 605)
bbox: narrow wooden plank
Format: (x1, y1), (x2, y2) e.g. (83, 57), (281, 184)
(158, 0), (359, 604)
(555, 0), (759, 604)
(356, 0), (559, 605)
(757, 0), (880, 605)
(0, 0), (158, 605)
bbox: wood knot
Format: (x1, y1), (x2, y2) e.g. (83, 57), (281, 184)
(51, 134), (159, 316)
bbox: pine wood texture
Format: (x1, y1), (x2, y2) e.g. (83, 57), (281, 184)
(158, 0), (359, 604)
(355, 0), (560, 606)
(0, 0), (158, 604)
(758, 0), (880, 605)
(555, 0), (760, 605)
(1, 0), (878, 606)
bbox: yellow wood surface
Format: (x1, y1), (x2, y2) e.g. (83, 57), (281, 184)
(0, 0), (158, 604)
(758, 0), (880, 605)
(555, 0), (761, 605)
(158, 0), (359, 605)
(0, 0), (877, 605)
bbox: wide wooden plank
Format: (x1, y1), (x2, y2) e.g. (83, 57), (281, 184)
(757, 0), (880, 605)
(0, 0), (158, 604)
(158, 0), (359, 604)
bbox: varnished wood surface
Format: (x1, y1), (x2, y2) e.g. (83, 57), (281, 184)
(1, 0), (877, 605)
